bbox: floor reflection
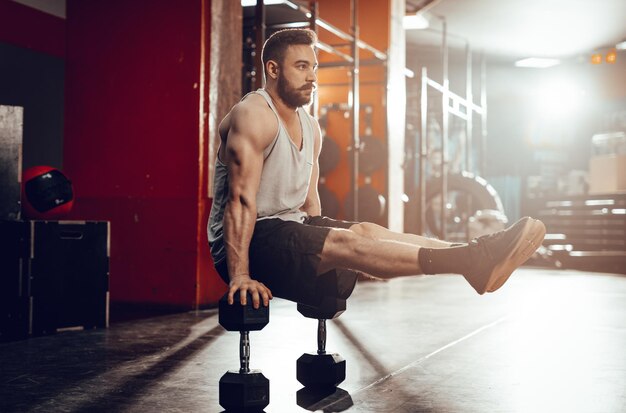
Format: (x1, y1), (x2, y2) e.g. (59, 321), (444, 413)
(296, 386), (353, 412)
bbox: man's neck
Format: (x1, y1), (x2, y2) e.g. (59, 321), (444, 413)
(264, 86), (299, 121)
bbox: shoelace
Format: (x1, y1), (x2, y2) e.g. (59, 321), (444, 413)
(471, 229), (508, 261)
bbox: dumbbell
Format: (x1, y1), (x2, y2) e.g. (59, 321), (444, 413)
(296, 296), (347, 388)
(218, 292), (270, 412)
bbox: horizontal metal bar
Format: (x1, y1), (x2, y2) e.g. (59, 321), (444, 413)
(267, 21), (309, 29)
(317, 41), (354, 62)
(283, 0), (387, 61)
(569, 250), (626, 257)
(314, 80), (386, 87)
(426, 77), (484, 114)
(318, 19), (387, 60)
(447, 105), (469, 120)
(318, 58), (383, 68)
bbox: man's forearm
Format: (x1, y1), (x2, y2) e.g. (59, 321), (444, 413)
(223, 200), (257, 280)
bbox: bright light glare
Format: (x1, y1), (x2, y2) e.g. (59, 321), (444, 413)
(403, 13), (429, 30)
(533, 80), (584, 118)
(515, 58), (560, 68)
(241, 0), (286, 6)
(616, 40), (626, 50)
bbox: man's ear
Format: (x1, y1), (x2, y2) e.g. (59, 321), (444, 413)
(266, 60), (279, 80)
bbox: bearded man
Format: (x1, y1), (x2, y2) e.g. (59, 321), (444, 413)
(208, 29), (546, 309)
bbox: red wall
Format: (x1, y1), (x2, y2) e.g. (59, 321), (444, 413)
(0, 0), (65, 57)
(64, 0), (225, 308)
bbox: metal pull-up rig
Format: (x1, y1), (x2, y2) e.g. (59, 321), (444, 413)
(250, 0), (388, 221)
(418, 17), (488, 239)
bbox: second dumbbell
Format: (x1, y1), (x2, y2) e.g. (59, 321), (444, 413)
(296, 297), (347, 388)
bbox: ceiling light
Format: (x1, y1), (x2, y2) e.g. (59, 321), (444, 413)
(606, 49), (617, 64)
(241, 0), (286, 7)
(532, 78), (584, 119)
(591, 54), (603, 64)
(403, 13), (429, 30)
(616, 40), (626, 50)
(514, 58), (560, 68)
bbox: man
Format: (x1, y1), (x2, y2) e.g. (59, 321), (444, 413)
(208, 28), (545, 309)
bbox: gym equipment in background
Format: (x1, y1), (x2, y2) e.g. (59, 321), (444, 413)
(318, 184), (340, 218)
(0, 220), (110, 340)
(408, 20), (488, 239)
(344, 184), (386, 224)
(22, 165), (74, 220)
(424, 172), (505, 241)
(319, 103), (388, 223)
(467, 209), (508, 238)
(0, 105), (23, 221)
(319, 135), (341, 177)
(348, 135), (386, 176)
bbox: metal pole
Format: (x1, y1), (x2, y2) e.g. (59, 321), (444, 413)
(420, 67), (428, 235)
(465, 44), (473, 174)
(480, 54), (487, 177)
(309, 0), (317, 32)
(440, 18), (448, 239)
(465, 43), (473, 242)
(310, 0), (319, 118)
(254, 0), (266, 90)
(350, 0), (360, 221)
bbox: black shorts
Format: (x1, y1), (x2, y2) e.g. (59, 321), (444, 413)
(215, 215), (360, 306)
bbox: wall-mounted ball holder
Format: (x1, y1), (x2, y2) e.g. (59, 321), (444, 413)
(318, 103), (387, 223)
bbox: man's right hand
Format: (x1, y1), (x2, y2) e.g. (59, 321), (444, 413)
(228, 274), (273, 309)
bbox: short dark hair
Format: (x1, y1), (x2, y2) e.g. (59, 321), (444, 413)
(261, 29), (317, 68)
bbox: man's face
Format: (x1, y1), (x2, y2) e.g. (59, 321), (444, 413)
(276, 44), (318, 108)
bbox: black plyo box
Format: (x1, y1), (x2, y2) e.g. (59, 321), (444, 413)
(0, 220), (110, 339)
(0, 220), (29, 340)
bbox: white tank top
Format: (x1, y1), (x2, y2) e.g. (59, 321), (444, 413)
(207, 89), (316, 264)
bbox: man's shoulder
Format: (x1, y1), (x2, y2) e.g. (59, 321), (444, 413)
(235, 93), (272, 116)
(229, 94), (278, 144)
(231, 94), (275, 124)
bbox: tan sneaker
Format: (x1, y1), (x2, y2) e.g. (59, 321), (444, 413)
(462, 217), (546, 294)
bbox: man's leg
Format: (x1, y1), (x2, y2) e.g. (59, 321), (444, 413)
(318, 217), (546, 294)
(348, 221), (455, 248)
(317, 229), (423, 277)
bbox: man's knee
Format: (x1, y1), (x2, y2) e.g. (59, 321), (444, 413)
(324, 228), (358, 252)
(349, 221), (381, 239)
(320, 228), (363, 269)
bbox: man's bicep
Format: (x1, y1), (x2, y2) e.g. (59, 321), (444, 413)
(226, 103), (277, 197)
(225, 129), (264, 201)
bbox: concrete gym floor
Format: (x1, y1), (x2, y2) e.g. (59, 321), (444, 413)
(1, 267), (625, 413)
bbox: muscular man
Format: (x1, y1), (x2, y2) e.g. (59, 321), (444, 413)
(208, 29), (545, 309)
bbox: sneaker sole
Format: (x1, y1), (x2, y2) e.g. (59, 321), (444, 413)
(485, 218), (546, 293)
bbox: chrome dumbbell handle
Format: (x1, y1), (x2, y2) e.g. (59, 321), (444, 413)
(239, 331), (250, 373)
(317, 319), (326, 355)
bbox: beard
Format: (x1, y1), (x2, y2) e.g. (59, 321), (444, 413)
(277, 72), (313, 108)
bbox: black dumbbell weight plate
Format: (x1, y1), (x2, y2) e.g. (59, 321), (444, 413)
(218, 291), (270, 332)
(220, 370), (270, 412)
(297, 353), (346, 388)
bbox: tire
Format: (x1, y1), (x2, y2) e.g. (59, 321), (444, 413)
(424, 172), (504, 239)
